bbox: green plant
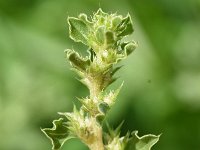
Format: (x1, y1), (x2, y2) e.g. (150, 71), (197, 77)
(41, 9), (160, 150)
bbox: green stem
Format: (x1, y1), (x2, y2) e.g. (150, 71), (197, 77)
(87, 122), (104, 150)
(87, 75), (105, 149)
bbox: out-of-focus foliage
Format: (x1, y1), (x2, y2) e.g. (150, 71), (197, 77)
(0, 0), (199, 150)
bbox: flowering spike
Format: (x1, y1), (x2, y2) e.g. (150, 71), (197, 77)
(42, 9), (159, 150)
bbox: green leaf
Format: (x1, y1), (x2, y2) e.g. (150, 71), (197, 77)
(87, 48), (96, 62)
(96, 102), (110, 124)
(125, 131), (160, 150)
(122, 41), (137, 56)
(111, 16), (122, 29)
(78, 13), (92, 26)
(68, 17), (90, 45)
(96, 114), (105, 124)
(98, 102), (110, 114)
(94, 8), (108, 18)
(106, 31), (115, 45)
(41, 118), (72, 150)
(111, 66), (123, 76)
(105, 129), (159, 150)
(116, 41), (137, 62)
(107, 121), (124, 138)
(96, 26), (105, 44)
(116, 14), (134, 37)
(65, 49), (90, 71)
(107, 77), (118, 87)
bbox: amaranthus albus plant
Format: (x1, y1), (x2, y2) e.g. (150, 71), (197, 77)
(41, 9), (160, 150)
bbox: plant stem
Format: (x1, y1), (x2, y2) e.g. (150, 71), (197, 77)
(87, 74), (105, 149)
(87, 122), (104, 150)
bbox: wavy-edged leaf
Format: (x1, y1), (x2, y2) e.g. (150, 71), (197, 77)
(65, 49), (90, 71)
(94, 8), (108, 19)
(121, 41), (137, 56)
(125, 131), (160, 150)
(41, 118), (72, 150)
(116, 41), (137, 63)
(78, 13), (93, 26)
(68, 17), (90, 45)
(116, 14), (134, 37)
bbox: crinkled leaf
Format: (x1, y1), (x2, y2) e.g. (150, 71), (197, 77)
(125, 131), (160, 150)
(78, 13), (92, 26)
(65, 49), (90, 71)
(68, 17), (90, 45)
(41, 118), (72, 150)
(122, 42), (137, 56)
(94, 8), (108, 18)
(116, 14), (134, 37)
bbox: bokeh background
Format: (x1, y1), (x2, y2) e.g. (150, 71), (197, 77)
(0, 0), (200, 149)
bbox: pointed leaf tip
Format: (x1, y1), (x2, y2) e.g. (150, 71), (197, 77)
(116, 14), (134, 37)
(42, 118), (72, 150)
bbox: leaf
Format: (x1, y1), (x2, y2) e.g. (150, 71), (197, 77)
(122, 41), (137, 56)
(116, 14), (134, 37)
(78, 13), (92, 26)
(94, 8), (108, 18)
(116, 41), (137, 62)
(107, 77), (119, 87)
(125, 131), (160, 150)
(111, 66), (123, 76)
(65, 49), (90, 71)
(96, 26), (105, 44)
(111, 16), (122, 29)
(96, 114), (105, 124)
(98, 102), (110, 114)
(106, 31), (115, 45)
(105, 129), (159, 150)
(41, 118), (72, 150)
(96, 102), (110, 124)
(68, 17), (90, 45)
(87, 48), (96, 62)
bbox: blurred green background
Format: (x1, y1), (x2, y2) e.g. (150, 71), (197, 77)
(0, 0), (200, 149)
